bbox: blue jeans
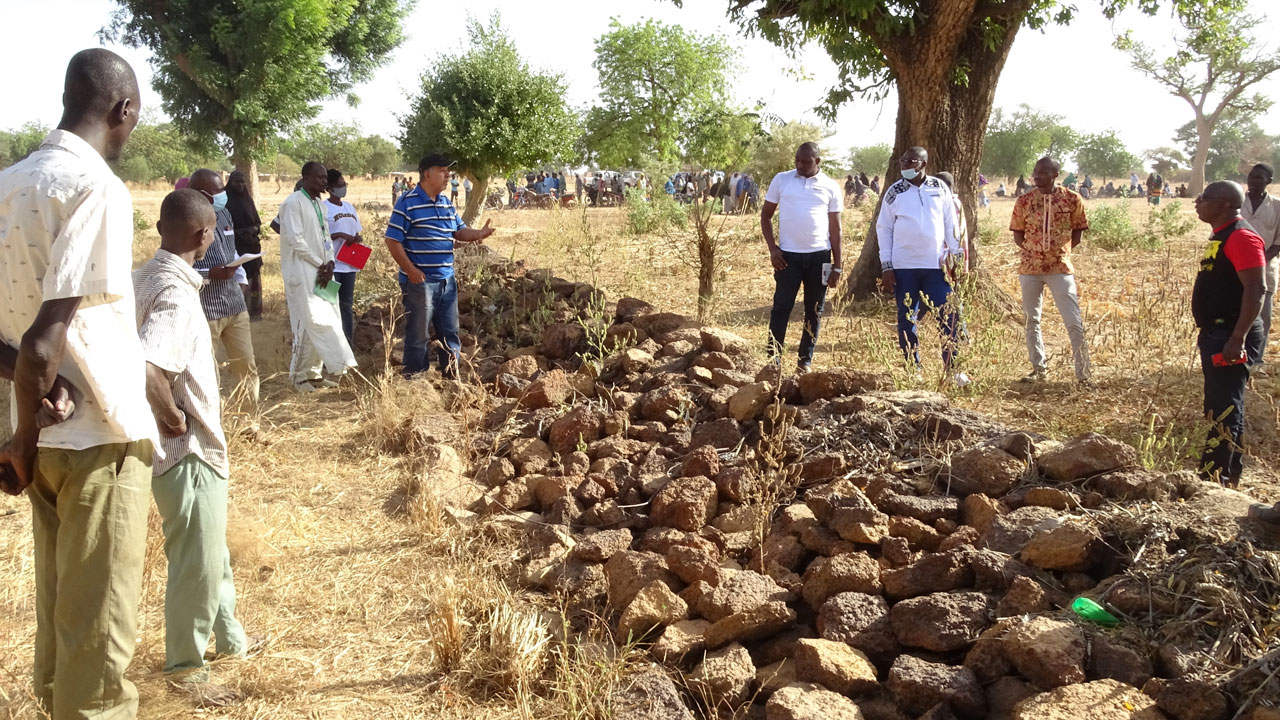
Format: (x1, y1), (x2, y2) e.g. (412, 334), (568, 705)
(335, 271), (356, 343)
(400, 274), (461, 377)
(768, 249), (830, 365)
(1198, 322), (1264, 485)
(894, 268), (961, 368)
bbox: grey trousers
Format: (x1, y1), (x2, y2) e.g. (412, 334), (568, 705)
(1020, 273), (1092, 380)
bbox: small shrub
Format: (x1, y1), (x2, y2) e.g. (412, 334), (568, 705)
(976, 210), (1003, 246)
(1087, 203), (1153, 250)
(1142, 201), (1196, 244)
(625, 186), (687, 235)
(133, 208), (149, 233)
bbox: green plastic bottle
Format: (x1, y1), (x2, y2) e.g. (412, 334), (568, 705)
(1072, 597), (1119, 626)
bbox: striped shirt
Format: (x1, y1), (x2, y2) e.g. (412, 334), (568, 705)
(134, 250), (228, 477)
(193, 205), (248, 320)
(385, 185), (467, 280)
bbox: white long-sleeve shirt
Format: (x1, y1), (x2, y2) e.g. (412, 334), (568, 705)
(876, 176), (960, 270)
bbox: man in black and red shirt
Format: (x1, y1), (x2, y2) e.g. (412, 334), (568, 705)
(1192, 181), (1266, 487)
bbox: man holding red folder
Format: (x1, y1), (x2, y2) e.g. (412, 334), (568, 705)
(324, 169), (365, 344)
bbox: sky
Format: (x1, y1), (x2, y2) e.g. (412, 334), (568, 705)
(8, 0), (1280, 169)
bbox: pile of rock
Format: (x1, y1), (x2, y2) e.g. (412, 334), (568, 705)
(378, 259), (1278, 720)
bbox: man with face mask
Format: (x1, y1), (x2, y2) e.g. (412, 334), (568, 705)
(188, 169), (260, 418)
(1241, 163), (1280, 368)
(876, 146), (966, 382)
(324, 168), (363, 344)
(760, 142), (843, 372)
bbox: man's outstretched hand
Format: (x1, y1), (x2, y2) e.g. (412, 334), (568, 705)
(475, 219), (495, 242)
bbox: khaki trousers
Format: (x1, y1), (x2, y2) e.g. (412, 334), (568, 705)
(28, 441), (154, 720)
(1019, 273), (1092, 381)
(209, 311), (259, 413)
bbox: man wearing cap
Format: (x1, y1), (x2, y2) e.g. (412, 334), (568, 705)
(385, 154), (495, 379)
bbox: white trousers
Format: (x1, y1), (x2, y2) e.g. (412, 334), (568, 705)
(1020, 273), (1091, 380)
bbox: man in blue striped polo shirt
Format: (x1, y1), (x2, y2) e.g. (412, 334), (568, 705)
(385, 153), (494, 378)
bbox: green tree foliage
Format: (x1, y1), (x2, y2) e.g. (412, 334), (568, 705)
(718, 0), (1241, 299)
(0, 123), (51, 169)
(283, 123), (403, 177)
(1174, 107), (1274, 181)
(1075, 131), (1139, 181)
(748, 121), (830, 183)
(106, 0), (414, 198)
(848, 144), (892, 178)
(585, 19), (740, 172)
(113, 118), (227, 183)
(1115, 5), (1280, 193)
(1143, 146), (1188, 177)
(685, 109), (766, 173)
(400, 15), (577, 224)
(980, 105), (1079, 179)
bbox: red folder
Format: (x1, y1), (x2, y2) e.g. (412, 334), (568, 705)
(336, 243), (372, 270)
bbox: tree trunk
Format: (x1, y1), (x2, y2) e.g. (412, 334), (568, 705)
(1190, 113), (1211, 195)
(845, 13), (1025, 301)
(697, 222), (715, 322)
(233, 153), (259, 204)
(461, 173), (487, 226)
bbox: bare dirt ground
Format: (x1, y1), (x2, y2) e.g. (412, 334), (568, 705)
(0, 176), (1275, 718)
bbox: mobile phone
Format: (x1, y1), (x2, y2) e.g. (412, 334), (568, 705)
(821, 262), (832, 283)
(1212, 353), (1247, 368)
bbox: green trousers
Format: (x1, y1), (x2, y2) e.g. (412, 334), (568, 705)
(28, 441), (153, 720)
(152, 454), (247, 675)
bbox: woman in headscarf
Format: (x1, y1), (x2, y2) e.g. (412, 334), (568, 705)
(226, 170), (264, 320)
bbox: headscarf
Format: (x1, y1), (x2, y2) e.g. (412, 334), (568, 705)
(226, 170), (261, 231)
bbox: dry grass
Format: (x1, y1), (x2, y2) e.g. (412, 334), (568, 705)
(1, 177), (1277, 718)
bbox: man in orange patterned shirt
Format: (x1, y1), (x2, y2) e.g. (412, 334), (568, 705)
(1010, 156), (1093, 386)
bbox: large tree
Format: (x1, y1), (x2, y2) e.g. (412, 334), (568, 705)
(981, 104), (1079, 180)
(106, 0), (413, 199)
(719, 0), (1236, 299)
(748, 121), (831, 182)
(400, 15), (578, 224)
(283, 123), (402, 177)
(585, 19), (739, 172)
(115, 117), (227, 183)
(1143, 146), (1188, 178)
(1115, 7), (1280, 194)
(848, 144), (892, 178)
(1173, 105), (1273, 182)
(1075, 130), (1139, 182)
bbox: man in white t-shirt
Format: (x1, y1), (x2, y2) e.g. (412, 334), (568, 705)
(0, 49), (158, 719)
(761, 142), (843, 372)
(325, 169), (365, 343)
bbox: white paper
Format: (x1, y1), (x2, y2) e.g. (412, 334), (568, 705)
(222, 253), (262, 268)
